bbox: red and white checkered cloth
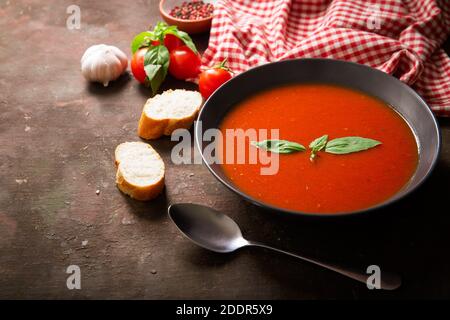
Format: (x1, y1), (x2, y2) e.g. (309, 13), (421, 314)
(202, 0), (450, 116)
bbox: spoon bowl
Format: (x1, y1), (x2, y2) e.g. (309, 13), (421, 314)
(168, 203), (248, 253)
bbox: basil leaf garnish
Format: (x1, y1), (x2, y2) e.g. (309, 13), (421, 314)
(143, 45), (169, 95)
(131, 31), (154, 54)
(131, 22), (199, 55)
(325, 137), (381, 154)
(154, 21), (169, 39)
(309, 134), (328, 161)
(143, 64), (161, 80)
(309, 135), (328, 151)
(144, 44), (169, 68)
(251, 140), (306, 154)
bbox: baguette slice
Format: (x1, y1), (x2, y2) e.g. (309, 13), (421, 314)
(138, 89), (203, 140)
(115, 141), (165, 201)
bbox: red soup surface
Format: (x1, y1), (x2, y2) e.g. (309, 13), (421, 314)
(219, 84), (418, 214)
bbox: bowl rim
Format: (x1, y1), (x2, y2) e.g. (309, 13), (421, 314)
(195, 58), (441, 218)
(159, 0), (213, 24)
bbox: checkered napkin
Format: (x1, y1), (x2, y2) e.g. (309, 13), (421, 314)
(202, 0), (450, 116)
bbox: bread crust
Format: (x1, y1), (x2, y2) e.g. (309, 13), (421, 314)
(138, 112), (198, 139)
(116, 169), (165, 201)
(138, 89), (202, 140)
(114, 142), (165, 201)
(137, 112), (168, 140)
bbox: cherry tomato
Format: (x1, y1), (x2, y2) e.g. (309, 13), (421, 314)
(132, 37), (189, 84)
(168, 46), (201, 80)
(130, 47), (148, 84)
(199, 60), (232, 99)
(163, 34), (184, 52)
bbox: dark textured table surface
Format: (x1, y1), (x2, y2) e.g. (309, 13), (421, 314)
(1, 0), (449, 299)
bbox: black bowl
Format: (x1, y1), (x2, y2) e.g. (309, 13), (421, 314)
(195, 58), (441, 217)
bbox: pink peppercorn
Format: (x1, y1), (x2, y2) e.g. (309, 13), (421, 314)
(169, 0), (214, 20)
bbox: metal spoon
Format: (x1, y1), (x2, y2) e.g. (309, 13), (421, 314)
(168, 203), (401, 290)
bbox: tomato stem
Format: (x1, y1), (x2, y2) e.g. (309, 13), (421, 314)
(213, 58), (233, 73)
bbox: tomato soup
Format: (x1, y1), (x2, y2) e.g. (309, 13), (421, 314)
(219, 84), (418, 214)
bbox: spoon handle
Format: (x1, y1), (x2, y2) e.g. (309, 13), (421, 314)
(248, 241), (401, 290)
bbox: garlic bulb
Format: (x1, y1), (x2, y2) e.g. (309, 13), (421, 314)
(81, 44), (128, 87)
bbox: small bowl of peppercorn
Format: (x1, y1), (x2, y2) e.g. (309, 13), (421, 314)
(159, 0), (214, 34)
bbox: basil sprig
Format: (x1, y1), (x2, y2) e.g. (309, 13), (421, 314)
(130, 22), (199, 95)
(251, 140), (306, 154)
(325, 137), (381, 154)
(143, 45), (169, 95)
(309, 134), (328, 161)
(250, 136), (381, 160)
(130, 22), (198, 54)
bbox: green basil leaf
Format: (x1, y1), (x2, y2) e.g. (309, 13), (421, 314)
(164, 25), (178, 34)
(153, 21), (168, 40)
(325, 137), (381, 154)
(309, 134), (328, 161)
(131, 31), (154, 54)
(145, 65), (166, 96)
(143, 45), (170, 95)
(144, 64), (161, 81)
(309, 134), (328, 152)
(164, 29), (198, 54)
(251, 140), (306, 154)
(144, 45), (169, 68)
